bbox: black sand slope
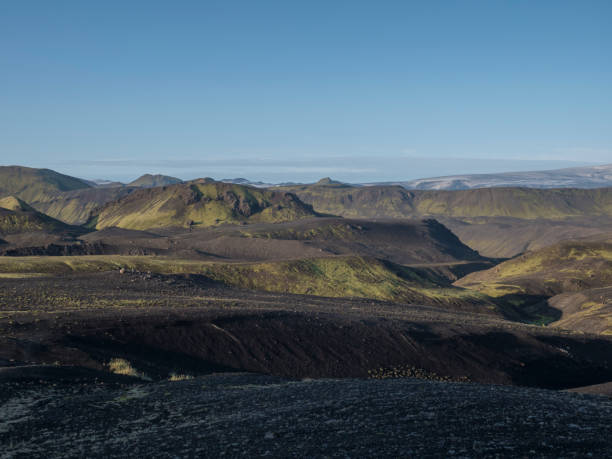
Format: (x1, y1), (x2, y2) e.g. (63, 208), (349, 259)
(1, 374), (611, 458)
(1, 272), (611, 389)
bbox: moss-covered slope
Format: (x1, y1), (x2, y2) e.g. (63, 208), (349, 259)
(127, 174), (183, 188)
(0, 196), (77, 235)
(280, 183), (612, 220)
(547, 288), (612, 335)
(0, 254), (499, 316)
(30, 187), (135, 225)
(456, 237), (612, 297)
(0, 166), (91, 204)
(455, 235), (612, 333)
(202, 256), (497, 313)
(89, 181), (320, 230)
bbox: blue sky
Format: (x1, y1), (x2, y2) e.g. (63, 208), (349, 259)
(1, 1), (611, 182)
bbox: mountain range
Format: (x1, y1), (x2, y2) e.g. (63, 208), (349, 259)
(203, 163), (612, 190)
(2, 163), (612, 330)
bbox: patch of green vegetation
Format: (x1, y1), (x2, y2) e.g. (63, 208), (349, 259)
(241, 222), (357, 241)
(580, 301), (605, 311)
(0, 272), (50, 278)
(107, 358), (151, 381)
(168, 373), (194, 381)
(0, 211), (47, 233)
(0, 255), (205, 275)
(532, 315), (558, 326)
(463, 283), (525, 298)
(564, 245), (612, 261)
(489, 257), (544, 278)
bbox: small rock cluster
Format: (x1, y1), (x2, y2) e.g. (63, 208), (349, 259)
(117, 267), (154, 281)
(368, 365), (470, 382)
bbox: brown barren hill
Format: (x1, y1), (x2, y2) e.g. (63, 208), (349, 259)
(438, 216), (612, 258)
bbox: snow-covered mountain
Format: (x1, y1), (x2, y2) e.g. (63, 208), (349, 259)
(369, 164), (612, 190)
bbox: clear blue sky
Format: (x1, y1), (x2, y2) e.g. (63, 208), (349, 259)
(1, 0), (610, 182)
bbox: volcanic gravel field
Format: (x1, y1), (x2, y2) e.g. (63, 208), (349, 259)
(1, 373), (612, 458)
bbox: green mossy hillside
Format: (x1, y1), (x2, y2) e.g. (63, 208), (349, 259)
(0, 166), (91, 204)
(202, 256), (497, 313)
(90, 182), (320, 230)
(279, 183), (612, 220)
(456, 239), (612, 297)
(454, 237), (612, 331)
(30, 187), (135, 225)
(0, 255), (498, 315)
(548, 288), (612, 335)
(0, 196), (34, 212)
(0, 196), (76, 235)
(127, 174), (182, 188)
(240, 221), (360, 241)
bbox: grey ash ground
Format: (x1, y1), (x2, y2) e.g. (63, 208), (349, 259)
(1, 373), (611, 458)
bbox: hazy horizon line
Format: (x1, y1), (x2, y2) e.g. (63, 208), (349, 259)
(5, 156), (607, 184)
